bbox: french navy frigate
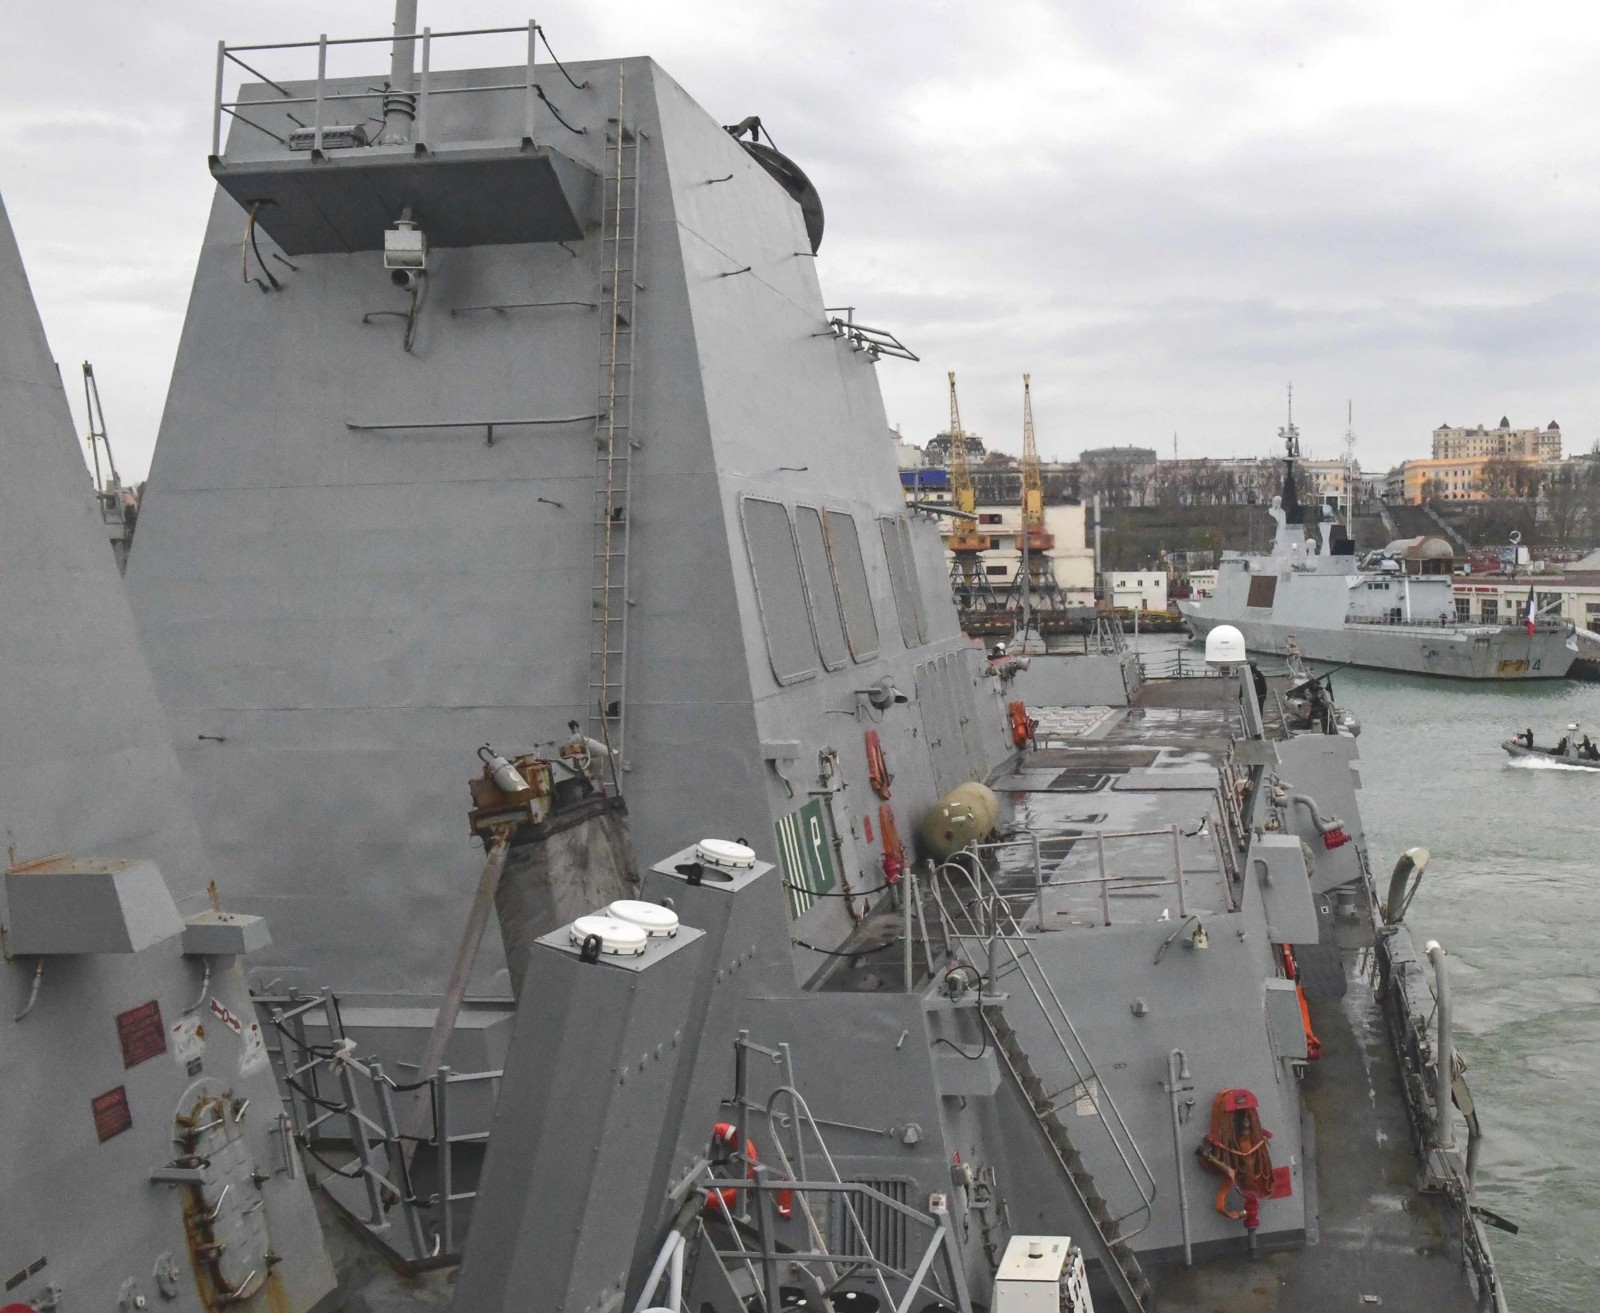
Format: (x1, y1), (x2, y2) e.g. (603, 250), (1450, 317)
(1179, 424), (1574, 680)
(4, 6), (1514, 1311)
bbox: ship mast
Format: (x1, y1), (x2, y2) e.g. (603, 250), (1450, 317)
(1342, 399), (1356, 535)
(1277, 382), (1303, 523)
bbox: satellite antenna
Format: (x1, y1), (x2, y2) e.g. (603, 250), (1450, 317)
(1277, 383), (1300, 459)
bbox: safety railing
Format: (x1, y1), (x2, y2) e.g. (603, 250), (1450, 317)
(968, 821), (1232, 930)
(817, 307), (919, 362)
(924, 853), (1158, 1234)
(1135, 646), (1218, 680)
(1344, 612), (1567, 632)
(211, 20), (587, 158)
(1091, 612), (1128, 654)
(264, 989), (501, 1265)
(666, 1032), (973, 1313)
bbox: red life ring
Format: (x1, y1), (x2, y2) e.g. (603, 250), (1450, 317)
(704, 1122), (792, 1219)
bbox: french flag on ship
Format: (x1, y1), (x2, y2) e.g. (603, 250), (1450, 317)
(1525, 583), (1537, 635)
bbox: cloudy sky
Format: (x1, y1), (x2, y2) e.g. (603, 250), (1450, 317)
(2, 0), (1595, 479)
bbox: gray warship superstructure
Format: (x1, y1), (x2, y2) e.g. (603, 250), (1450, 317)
(93, 10), (1514, 1312)
(0, 192), (335, 1312)
(1179, 430), (1574, 680)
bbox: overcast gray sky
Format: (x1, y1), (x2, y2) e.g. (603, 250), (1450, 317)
(2, 1), (1595, 479)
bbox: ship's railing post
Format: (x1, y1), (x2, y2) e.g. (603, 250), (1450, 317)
(213, 41), (226, 156)
(436, 1065), (453, 1252)
(416, 28), (432, 146)
(313, 34), (327, 153)
(1171, 824), (1187, 916)
(901, 864), (915, 993)
(1032, 831), (1045, 928)
(1096, 831), (1111, 926)
(524, 19), (537, 142)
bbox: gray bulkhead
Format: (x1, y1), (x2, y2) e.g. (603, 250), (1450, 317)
(0, 191), (334, 1313)
(126, 55), (1008, 1009)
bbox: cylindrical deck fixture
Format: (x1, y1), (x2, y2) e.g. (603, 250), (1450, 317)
(1167, 1048), (1194, 1267)
(1384, 847), (1430, 925)
(374, 0), (420, 144)
(1425, 940), (1455, 1150)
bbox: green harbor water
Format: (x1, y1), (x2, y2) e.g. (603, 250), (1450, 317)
(1134, 635), (1599, 1309)
(1336, 664), (1600, 1312)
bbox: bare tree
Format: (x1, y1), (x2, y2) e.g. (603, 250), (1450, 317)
(1477, 457), (1541, 500)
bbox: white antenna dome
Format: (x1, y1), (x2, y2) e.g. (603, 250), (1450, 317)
(1205, 625), (1247, 666)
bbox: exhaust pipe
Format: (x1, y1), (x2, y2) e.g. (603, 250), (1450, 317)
(1384, 847), (1430, 925)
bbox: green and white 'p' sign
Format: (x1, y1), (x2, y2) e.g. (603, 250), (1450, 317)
(776, 799), (835, 919)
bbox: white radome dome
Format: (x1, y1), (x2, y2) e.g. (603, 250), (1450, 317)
(1205, 625), (1247, 666)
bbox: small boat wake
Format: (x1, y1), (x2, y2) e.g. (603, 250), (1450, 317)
(1505, 754), (1596, 772)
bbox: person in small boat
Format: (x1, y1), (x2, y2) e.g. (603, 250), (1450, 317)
(1556, 736), (1570, 756)
(1518, 728), (1535, 748)
(1583, 736), (1598, 761)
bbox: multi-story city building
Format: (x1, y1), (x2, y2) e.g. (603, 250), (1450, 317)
(1398, 453), (1547, 503)
(1295, 458), (1361, 513)
(1433, 417), (1561, 461)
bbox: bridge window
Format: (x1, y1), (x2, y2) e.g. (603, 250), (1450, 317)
(741, 497), (818, 684)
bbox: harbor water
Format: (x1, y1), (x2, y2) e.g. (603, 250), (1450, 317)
(1340, 663), (1600, 1312)
(1136, 634), (1599, 1309)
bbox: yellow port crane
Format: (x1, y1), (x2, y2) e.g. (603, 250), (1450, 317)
(1019, 373), (1052, 555)
(945, 371), (997, 612)
(1006, 373), (1065, 625)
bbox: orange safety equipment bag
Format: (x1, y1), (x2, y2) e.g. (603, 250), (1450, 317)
(1196, 1089), (1290, 1229)
(865, 730), (893, 800)
(1008, 700), (1036, 749)
(703, 1122), (792, 1220)
(878, 803), (905, 884)
(1279, 946), (1323, 1061)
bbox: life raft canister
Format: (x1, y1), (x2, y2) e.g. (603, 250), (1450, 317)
(1007, 700), (1037, 749)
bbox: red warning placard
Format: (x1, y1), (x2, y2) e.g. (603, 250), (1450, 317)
(117, 999), (167, 1068)
(92, 1086), (132, 1142)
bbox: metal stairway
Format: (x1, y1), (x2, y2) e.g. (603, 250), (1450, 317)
(926, 856), (1155, 1313)
(588, 72), (643, 772)
(983, 1005), (1152, 1311)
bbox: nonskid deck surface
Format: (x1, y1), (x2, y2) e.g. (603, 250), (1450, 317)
(1147, 940), (1488, 1311)
(821, 674), (1491, 1310)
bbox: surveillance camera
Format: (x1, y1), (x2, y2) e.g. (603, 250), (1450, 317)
(391, 267), (424, 290)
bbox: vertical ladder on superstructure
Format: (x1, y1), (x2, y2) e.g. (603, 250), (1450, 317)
(588, 74), (642, 773)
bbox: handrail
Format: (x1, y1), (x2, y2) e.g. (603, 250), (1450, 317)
(264, 989), (501, 1263)
(697, 1079), (970, 1313)
(969, 826), (1205, 928)
(213, 20), (581, 158)
(926, 854), (1158, 1233)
